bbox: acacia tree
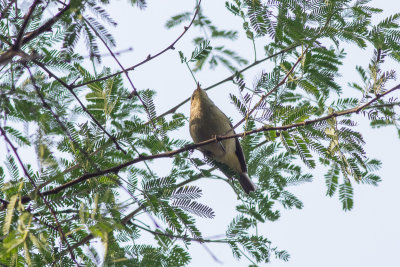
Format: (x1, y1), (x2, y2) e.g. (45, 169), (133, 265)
(0, 0), (399, 265)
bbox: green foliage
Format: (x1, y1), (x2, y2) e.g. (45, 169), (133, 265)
(0, 0), (399, 266)
(179, 40), (213, 71)
(171, 199), (215, 219)
(165, 12), (192, 29)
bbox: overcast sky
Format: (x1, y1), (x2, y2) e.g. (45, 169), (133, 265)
(2, 0), (400, 266)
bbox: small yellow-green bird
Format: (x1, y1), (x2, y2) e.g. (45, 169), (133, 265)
(189, 84), (256, 194)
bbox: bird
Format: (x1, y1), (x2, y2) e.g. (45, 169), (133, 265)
(189, 84), (256, 194)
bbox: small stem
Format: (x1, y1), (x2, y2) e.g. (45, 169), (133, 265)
(185, 61), (198, 85)
(91, 57), (97, 76)
(252, 37), (257, 62)
(237, 246), (257, 265)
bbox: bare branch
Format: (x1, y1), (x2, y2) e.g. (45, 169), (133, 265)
(72, 0), (203, 90)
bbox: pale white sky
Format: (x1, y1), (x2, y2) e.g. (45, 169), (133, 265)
(2, 1), (400, 266)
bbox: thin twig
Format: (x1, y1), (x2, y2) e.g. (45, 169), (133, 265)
(26, 66), (93, 159)
(82, 16), (168, 151)
(21, 3), (71, 46)
(72, 0), (202, 90)
(0, 2), (70, 65)
(230, 46), (310, 133)
(13, 0), (41, 50)
(32, 60), (126, 154)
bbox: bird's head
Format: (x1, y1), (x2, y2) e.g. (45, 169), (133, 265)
(191, 83), (209, 104)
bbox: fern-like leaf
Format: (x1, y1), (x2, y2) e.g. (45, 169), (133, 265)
(170, 186), (202, 200)
(172, 199), (215, 218)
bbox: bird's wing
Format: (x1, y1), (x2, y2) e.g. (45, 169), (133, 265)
(234, 136), (247, 173)
(229, 122), (247, 173)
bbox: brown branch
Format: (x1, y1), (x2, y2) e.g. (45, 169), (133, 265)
(37, 144), (107, 190)
(21, 3), (70, 46)
(55, 233), (94, 261)
(72, 0), (202, 90)
(0, 2), (70, 65)
(0, 126), (79, 265)
(230, 46), (310, 133)
(0, 49), (20, 66)
(0, 0), (16, 21)
(120, 204), (147, 225)
(26, 66), (88, 156)
(19, 82), (400, 205)
(32, 59), (126, 154)
(12, 0), (41, 50)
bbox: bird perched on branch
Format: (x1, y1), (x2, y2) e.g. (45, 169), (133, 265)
(189, 84), (256, 194)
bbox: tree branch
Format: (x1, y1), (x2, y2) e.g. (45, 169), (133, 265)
(0, 2), (70, 65)
(230, 45), (309, 133)
(12, 0), (41, 50)
(21, 3), (70, 46)
(71, 0), (202, 90)
(32, 59), (127, 154)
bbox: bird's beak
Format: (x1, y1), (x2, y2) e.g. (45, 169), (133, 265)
(196, 82), (202, 91)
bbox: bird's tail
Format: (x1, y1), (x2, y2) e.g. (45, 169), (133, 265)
(238, 172), (256, 194)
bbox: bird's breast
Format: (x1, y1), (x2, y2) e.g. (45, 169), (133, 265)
(190, 106), (235, 158)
